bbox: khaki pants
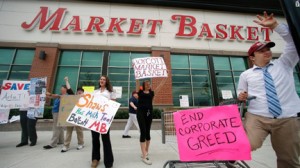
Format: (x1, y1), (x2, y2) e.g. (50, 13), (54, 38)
(64, 126), (84, 148)
(50, 113), (64, 147)
(244, 112), (300, 168)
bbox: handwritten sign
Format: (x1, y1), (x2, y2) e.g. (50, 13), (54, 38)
(179, 95), (189, 107)
(0, 80), (30, 109)
(173, 105), (251, 161)
(66, 93), (121, 134)
(82, 86), (95, 93)
(221, 90), (233, 99)
(27, 77), (47, 118)
(58, 95), (81, 126)
(132, 57), (168, 79)
(113, 86), (122, 98)
(0, 109), (10, 124)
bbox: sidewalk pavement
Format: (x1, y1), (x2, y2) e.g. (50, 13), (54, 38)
(0, 130), (276, 168)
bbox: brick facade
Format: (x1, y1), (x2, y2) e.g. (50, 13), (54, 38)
(151, 49), (173, 106)
(29, 44), (59, 93)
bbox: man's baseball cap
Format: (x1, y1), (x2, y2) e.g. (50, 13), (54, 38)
(248, 41), (275, 56)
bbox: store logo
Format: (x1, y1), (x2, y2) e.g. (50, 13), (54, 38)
(296, 0), (300, 7)
(21, 6), (272, 42)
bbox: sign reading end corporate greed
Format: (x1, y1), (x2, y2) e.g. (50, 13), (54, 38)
(66, 93), (120, 134)
(132, 57), (168, 79)
(173, 105), (251, 161)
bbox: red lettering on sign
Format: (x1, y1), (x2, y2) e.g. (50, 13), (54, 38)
(229, 25), (244, 41)
(198, 23), (214, 39)
(62, 16), (81, 31)
(171, 14), (197, 37)
(127, 18), (144, 35)
(147, 19), (163, 36)
(2, 83), (12, 90)
(84, 16), (105, 33)
(215, 24), (228, 39)
(21, 6), (67, 31)
(246, 26), (259, 41)
(261, 27), (273, 42)
(106, 18), (127, 34)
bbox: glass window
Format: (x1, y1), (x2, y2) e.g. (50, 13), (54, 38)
(54, 51), (103, 94)
(14, 49), (35, 64)
(59, 51), (81, 66)
(0, 49), (14, 64)
(171, 54), (189, 69)
(108, 52), (150, 107)
(81, 51), (103, 67)
(0, 48), (34, 84)
(213, 57), (231, 70)
(213, 56), (248, 102)
(171, 54), (213, 107)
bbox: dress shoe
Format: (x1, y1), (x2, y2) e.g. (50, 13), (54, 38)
(43, 145), (53, 149)
(30, 142), (36, 146)
(16, 142), (28, 147)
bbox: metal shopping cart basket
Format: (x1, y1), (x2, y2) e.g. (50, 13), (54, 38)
(161, 98), (251, 168)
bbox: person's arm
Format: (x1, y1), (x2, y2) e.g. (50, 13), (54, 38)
(129, 101), (137, 111)
(254, 11), (299, 67)
(237, 73), (248, 101)
(46, 92), (60, 99)
(135, 80), (140, 92)
(64, 76), (75, 95)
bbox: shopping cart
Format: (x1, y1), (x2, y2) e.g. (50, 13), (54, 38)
(161, 97), (255, 168)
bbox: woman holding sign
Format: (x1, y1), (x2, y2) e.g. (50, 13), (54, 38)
(136, 80), (154, 165)
(91, 75), (116, 168)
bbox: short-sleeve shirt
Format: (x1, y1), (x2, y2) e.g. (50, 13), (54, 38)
(93, 88), (116, 100)
(138, 90), (154, 110)
(129, 97), (138, 114)
(52, 98), (60, 113)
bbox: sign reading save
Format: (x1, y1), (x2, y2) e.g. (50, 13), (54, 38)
(132, 57), (168, 79)
(173, 105), (251, 161)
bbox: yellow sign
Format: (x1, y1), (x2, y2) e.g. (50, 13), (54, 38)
(82, 86), (95, 93)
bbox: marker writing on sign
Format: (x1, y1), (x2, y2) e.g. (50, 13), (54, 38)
(68, 113), (89, 126)
(76, 94), (109, 113)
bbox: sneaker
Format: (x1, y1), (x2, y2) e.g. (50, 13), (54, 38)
(142, 157), (152, 165)
(61, 146), (69, 153)
(140, 153), (149, 158)
(91, 160), (99, 167)
(77, 145), (84, 150)
(225, 161), (239, 168)
(43, 145), (53, 149)
(122, 135), (131, 138)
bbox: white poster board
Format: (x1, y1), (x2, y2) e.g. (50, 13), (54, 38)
(0, 109), (10, 124)
(66, 93), (121, 134)
(0, 80), (30, 109)
(113, 86), (122, 99)
(132, 57), (168, 79)
(179, 95), (189, 107)
(221, 90), (233, 99)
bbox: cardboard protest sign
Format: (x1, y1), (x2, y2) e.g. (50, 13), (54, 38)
(0, 109), (10, 124)
(66, 93), (121, 134)
(27, 77), (47, 118)
(132, 57), (168, 79)
(173, 105), (251, 161)
(0, 80), (30, 109)
(58, 95), (81, 127)
(82, 86), (95, 93)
